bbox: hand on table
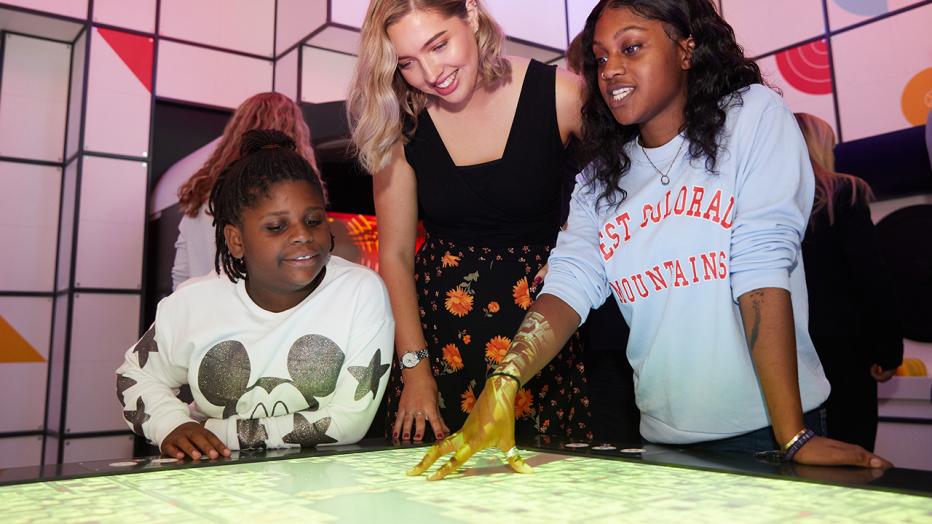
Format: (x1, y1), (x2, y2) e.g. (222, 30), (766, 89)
(161, 421), (230, 460)
(792, 435), (892, 469)
(393, 366), (450, 442)
(408, 375), (531, 480)
(870, 364), (896, 383)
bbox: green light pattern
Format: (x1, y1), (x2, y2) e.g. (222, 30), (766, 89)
(1, 448), (930, 523)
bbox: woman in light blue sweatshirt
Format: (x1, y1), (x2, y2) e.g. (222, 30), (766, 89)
(410, 0), (892, 480)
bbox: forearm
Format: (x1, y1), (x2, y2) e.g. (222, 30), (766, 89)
(738, 287), (804, 444)
(496, 294), (581, 384)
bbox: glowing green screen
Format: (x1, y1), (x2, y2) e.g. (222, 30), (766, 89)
(2, 448), (929, 523)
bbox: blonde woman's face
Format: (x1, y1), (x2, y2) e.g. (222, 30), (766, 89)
(388, 9), (480, 106)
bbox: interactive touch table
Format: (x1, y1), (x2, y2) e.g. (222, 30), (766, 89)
(2, 439), (930, 523)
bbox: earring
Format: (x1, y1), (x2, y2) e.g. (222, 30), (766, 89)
(600, 72), (607, 81)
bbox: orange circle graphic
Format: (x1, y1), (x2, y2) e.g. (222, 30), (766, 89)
(901, 68), (932, 126)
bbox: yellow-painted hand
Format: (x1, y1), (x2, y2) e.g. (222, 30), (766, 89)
(407, 375), (532, 480)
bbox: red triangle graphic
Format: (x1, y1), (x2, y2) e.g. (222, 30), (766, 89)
(97, 27), (154, 93)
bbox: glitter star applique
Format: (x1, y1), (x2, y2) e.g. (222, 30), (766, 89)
(116, 374), (137, 407)
(123, 396), (150, 435)
(132, 325), (159, 368)
(282, 414), (337, 447)
(236, 419), (269, 450)
(348, 349), (389, 401)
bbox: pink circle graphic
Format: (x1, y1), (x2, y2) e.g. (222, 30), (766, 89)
(776, 40), (833, 95)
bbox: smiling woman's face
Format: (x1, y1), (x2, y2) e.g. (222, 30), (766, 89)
(387, 8), (480, 107)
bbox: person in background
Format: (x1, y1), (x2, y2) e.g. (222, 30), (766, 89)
(117, 130), (392, 459)
(172, 92), (322, 289)
(796, 112), (903, 452)
(348, 0), (591, 444)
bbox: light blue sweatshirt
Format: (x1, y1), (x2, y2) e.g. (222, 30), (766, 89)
(542, 85), (830, 444)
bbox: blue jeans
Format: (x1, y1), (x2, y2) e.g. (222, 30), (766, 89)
(661, 407), (828, 454)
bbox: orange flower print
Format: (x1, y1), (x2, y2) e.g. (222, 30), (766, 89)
(445, 286), (473, 317)
(442, 343), (463, 372)
(484, 335), (511, 364)
(513, 277), (531, 310)
(441, 251), (460, 268)
(461, 384), (476, 413)
(514, 388), (534, 419)
(487, 301), (500, 313)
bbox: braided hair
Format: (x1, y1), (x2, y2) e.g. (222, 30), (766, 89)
(208, 129), (326, 282)
(578, 0), (764, 208)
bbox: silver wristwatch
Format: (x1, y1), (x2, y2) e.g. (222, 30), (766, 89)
(400, 348), (430, 369)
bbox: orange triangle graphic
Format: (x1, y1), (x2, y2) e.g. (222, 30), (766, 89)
(0, 315), (45, 363)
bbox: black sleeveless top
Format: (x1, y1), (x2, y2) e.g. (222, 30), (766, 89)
(404, 60), (568, 247)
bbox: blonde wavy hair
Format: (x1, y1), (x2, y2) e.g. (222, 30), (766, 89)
(795, 113), (873, 225)
(347, 0), (509, 173)
(177, 92), (322, 217)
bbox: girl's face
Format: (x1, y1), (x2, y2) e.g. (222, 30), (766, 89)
(592, 7), (693, 143)
(387, 6), (481, 109)
(224, 179), (331, 313)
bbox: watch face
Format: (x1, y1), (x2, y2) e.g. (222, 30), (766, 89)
(401, 352), (418, 368)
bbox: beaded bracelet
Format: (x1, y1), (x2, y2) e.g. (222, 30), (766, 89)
(782, 428), (816, 462)
(487, 371), (522, 387)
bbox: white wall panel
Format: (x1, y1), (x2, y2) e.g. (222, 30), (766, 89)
(0, 6), (84, 42)
(330, 0), (369, 29)
(487, 0), (567, 50)
(156, 40), (273, 109)
(0, 436), (43, 469)
(722, 0), (825, 58)
(0, 34), (70, 161)
(757, 53), (837, 140)
(160, 0), (274, 57)
(73, 156), (147, 289)
(274, 48), (299, 102)
(0, 296), (52, 433)
(503, 38), (563, 63)
(0, 162), (60, 292)
(57, 159), (78, 292)
(63, 435), (135, 463)
(276, 0), (327, 55)
(92, 0), (156, 33)
(307, 26), (360, 56)
(301, 46), (357, 103)
(46, 294), (69, 434)
(827, 0), (926, 31)
(567, 0), (600, 41)
(66, 29), (87, 161)
(66, 293), (140, 433)
(0, 0), (87, 20)
(84, 28), (152, 157)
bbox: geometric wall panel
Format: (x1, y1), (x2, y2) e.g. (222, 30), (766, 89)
(57, 160), (78, 292)
(159, 0), (274, 57)
(0, 6), (84, 42)
(833, 3), (932, 141)
(0, 34), (70, 162)
(307, 26), (361, 56)
(73, 156), (147, 289)
(0, 0), (88, 20)
(827, 0), (927, 31)
(301, 46), (357, 104)
(329, 0), (368, 28)
(156, 40), (273, 109)
(567, 0), (600, 41)
(0, 162), (61, 292)
(63, 434), (135, 463)
(45, 294), (70, 434)
(274, 48), (299, 103)
(66, 293), (140, 433)
(275, 0), (326, 56)
(721, 0), (825, 58)
(92, 0), (156, 34)
(487, 0), (568, 50)
(757, 44), (837, 136)
(84, 28), (153, 157)
(66, 29), (87, 161)
(0, 296), (52, 433)
(0, 436), (43, 469)
(503, 38), (563, 64)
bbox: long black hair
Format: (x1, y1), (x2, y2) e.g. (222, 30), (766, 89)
(578, 0), (764, 207)
(208, 129), (326, 282)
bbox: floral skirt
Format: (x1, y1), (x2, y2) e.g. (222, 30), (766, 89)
(385, 237), (591, 440)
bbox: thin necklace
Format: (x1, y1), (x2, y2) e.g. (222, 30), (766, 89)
(641, 136), (685, 185)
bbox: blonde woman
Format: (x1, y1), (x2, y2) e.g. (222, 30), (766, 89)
(348, 0), (590, 443)
(173, 92), (322, 288)
(796, 113), (902, 451)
